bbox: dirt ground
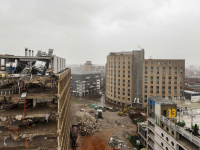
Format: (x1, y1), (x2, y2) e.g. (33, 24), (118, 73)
(70, 101), (138, 150)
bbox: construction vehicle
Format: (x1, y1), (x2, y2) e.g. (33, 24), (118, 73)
(95, 109), (103, 123)
(118, 105), (137, 115)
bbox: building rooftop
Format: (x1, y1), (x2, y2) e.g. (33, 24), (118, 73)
(172, 99), (200, 110)
(149, 96), (177, 105)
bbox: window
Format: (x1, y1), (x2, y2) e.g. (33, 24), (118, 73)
(174, 62), (177, 65)
(162, 62), (165, 66)
(145, 76), (147, 83)
(128, 89), (130, 96)
(174, 67), (177, 75)
(128, 98), (130, 101)
(150, 86), (153, 93)
(128, 71), (130, 78)
(118, 96), (120, 99)
(168, 67), (171, 75)
(151, 61), (154, 65)
(168, 86), (171, 94)
(145, 86), (147, 93)
(123, 57), (125, 60)
(161, 142), (164, 147)
(166, 127), (169, 132)
(156, 86), (159, 94)
(128, 57), (130, 60)
(128, 80), (130, 87)
(1, 59), (6, 71)
(151, 76), (153, 84)
(123, 71), (125, 78)
(171, 141), (174, 146)
(166, 147), (168, 150)
(162, 67), (165, 75)
(180, 62), (183, 65)
(128, 61), (130, 69)
(118, 57), (120, 60)
(118, 88), (120, 94)
(161, 133), (164, 137)
(162, 124), (164, 128)
(174, 86), (177, 94)
(123, 61), (125, 69)
(145, 61), (148, 64)
(123, 89), (125, 95)
(145, 66), (148, 74)
(157, 62), (160, 65)
(180, 67), (183, 75)
(156, 76), (159, 84)
(118, 61), (120, 69)
(122, 97), (125, 100)
(144, 95), (147, 102)
(168, 77), (171, 84)
(166, 137), (169, 141)
(123, 79), (125, 86)
(151, 66), (153, 74)
(157, 67), (160, 74)
(168, 62), (171, 65)
(118, 79), (120, 86)
(171, 131), (174, 135)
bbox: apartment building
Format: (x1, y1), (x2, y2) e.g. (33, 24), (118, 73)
(71, 70), (101, 96)
(143, 59), (185, 106)
(138, 96), (200, 150)
(105, 49), (185, 108)
(106, 50), (144, 107)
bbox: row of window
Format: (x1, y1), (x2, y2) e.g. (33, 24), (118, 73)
(144, 86), (181, 94)
(107, 61), (131, 69)
(107, 70), (131, 78)
(145, 61), (183, 65)
(144, 76), (183, 84)
(107, 78), (131, 86)
(106, 86), (131, 96)
(144, 66), (183, 75)
(107, 95), (131, 101)
(108, 56), (131, 60)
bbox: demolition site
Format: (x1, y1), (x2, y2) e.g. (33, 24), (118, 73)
(0, 48), (71, 150)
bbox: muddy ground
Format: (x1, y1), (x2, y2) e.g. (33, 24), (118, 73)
(69, 101), (138, 150)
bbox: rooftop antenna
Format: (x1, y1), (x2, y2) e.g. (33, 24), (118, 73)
(138, 46), (144, 50)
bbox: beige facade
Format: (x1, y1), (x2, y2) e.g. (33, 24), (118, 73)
(106, 50), (185, 108)
(143, 59), (185, 107)
(82, 61), (93, 71)
(106, 51), (142, 107)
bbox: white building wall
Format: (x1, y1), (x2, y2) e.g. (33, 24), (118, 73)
(155, 103), (161, 116)
(53, 56), (66, 73)
(191, 95), (200, 102)
(149, 119), (187, 150)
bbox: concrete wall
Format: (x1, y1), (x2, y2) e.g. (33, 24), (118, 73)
(53, 56), (66, 74)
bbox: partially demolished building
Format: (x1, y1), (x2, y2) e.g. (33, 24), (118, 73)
(0, 48), (71, 150)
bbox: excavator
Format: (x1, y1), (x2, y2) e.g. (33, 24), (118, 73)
(118, 105), (136, 115)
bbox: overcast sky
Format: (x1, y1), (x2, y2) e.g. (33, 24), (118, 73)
(0, 0), (199, 66)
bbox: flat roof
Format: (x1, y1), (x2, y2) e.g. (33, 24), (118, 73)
(149, 96), (176, 105)
(184, 90), (200, 94)
(172, 99), (200, 110)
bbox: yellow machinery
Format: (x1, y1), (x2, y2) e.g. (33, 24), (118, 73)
(118, 105), (136, 115)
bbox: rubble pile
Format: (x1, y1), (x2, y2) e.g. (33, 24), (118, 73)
(75, 112), (101, 136)
(108, 137), (126, 149)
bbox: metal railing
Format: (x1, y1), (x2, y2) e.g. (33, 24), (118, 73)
(150, 114), (200, 147)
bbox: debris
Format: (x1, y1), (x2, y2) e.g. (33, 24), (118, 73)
(45, 114), (50, 122)
(15, 115), (23, 120)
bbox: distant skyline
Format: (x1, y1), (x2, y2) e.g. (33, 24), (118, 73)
(0, 0), (200, 67)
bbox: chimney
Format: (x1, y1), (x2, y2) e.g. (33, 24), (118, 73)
(32, 50), (34, 56)
(25, 48), (28, 56)
(29, 50), (31, 56)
